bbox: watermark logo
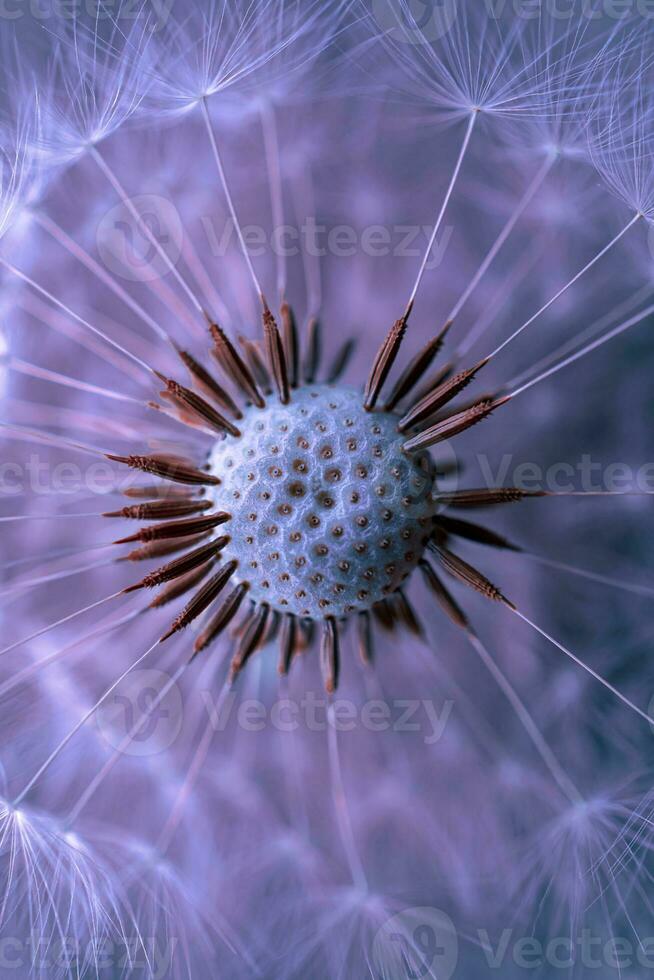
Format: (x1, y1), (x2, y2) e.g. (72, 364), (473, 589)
(96, 668), (183, 756)
(2, 451), (654, 499)
(96, 194), (183, 283)
(372, 0), (459, 44)
(0, 934), (176, 978)
(0, 0), (174, 29)
(200, 692), (454, 744)
(201, 215), (453, 267)
(373, 907), (458, 979)
(370, 0), (654, 46)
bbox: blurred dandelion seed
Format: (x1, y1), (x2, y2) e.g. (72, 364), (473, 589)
(1, 2), (654, 977)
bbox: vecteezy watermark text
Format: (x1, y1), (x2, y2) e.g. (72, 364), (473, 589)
(201, 216), (453, 267)
(479, 927), (654, 970)
(202, 690), (454, 745)
(3, 452), (654, 498)
(94, 193), (455, 282)
(374, 908), (654, 976)
(372, 0), (654, 49)
(0, 0), (174, 27)
(95, 674), (456, 756)
(0, 935), (176, 978)
(475, 453), (654, 493)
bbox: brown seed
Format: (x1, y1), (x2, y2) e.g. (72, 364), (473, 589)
(419, 559), (469, 629)
(399, 358), (489, 432)
(278, 613), (299, 675)
(123, 485), (199, 500)
(239, 336), (272, 394)
(230, 602), (271, 680)
(157, 375), (241, 437)
(262, 304), (290, 404)
(364, 306), (412, 411)
(402, 398), (506, 453)
(320, 617), (340, 693)
(104, 499), (211, 520)
(192, 583), (248, 658)
(280, 301), (299, 389)
(149, 562), (215, 609)
(392, 590), (423, 636)
(326, 338), (356, 384)
(208, 319), (265, 407)
(384, 320), (452, 411)
(160, 560), (238, 642)
(372, 599), (397, 632)
(303, 317), (322, 384)
(106, 453), (220, 487)
(177, 349), (242, 419)
(122, 533), (210, 563)
(124, 536), (229, 592)
(357, 611), (374, 665)
(435, 515), (521, 551)
(432, 545), (514, 607)
(433, 487), (546, 509)
(114, 512), (230, 544)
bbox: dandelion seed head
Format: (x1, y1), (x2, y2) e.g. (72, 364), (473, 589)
(209, 384), (434, 618)
(34, 8), (154, 166)
(588, 37), (654, 220)
(0, 799), (128, 966)
(113, 833), (242, 976)
(145, 0), (345, 118)
(364, 0), (567, 124)
(0, 118), (38, 242)
(514, 791), (637, 943)
(3, 2), (654, 973)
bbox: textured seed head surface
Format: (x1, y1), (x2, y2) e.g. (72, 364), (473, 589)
(208, 384), (435, 618)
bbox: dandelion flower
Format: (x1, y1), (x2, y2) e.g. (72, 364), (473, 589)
(2, 3), (654, 977)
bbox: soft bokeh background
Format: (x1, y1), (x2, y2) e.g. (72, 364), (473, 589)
(1, 2), (654, 977)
